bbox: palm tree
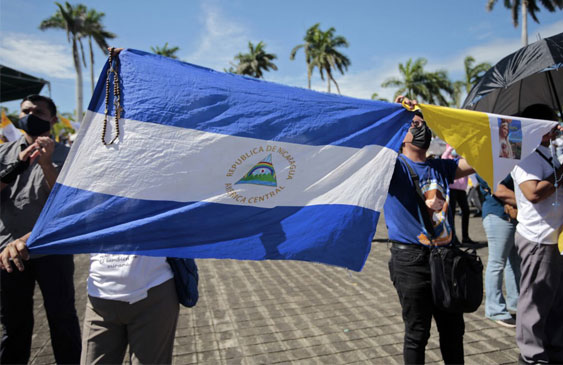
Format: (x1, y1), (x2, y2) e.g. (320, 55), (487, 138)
(82, 9), (116, 94)
(424, 70), (455, 106)
(290, 23), (322, 89)
(486, 0), (563, 46)
(314, 27), (350, 94)
(290, 23), (350, 93)
(381, 58), (453, 106)
(452, 56), (491, 107)
(370, 92), (389, 102)
(229, 41), (278, 79)
(151, 43), (180, 59)
(40, 2), (87, 120)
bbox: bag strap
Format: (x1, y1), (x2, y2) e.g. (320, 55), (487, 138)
(398, 155), (436, 240)
(535, 148), (553, 166)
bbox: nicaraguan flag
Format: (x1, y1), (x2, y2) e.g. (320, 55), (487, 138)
(26, 49), (412, 271)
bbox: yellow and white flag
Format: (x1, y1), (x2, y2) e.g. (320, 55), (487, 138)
(1, 110), (22, 142)
(419, 104), (558, 190)
(58, 114), (80, 131)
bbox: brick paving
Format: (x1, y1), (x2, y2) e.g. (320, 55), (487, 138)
(18, 213), (520, 364)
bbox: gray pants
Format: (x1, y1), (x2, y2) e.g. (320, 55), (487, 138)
(515, 232), (563, 364)
(80, 279), (179, 365)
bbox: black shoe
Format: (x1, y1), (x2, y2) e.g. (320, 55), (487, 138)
(517, 354), (540, 364)
(493, 317), (516, 328)
(462, 238), (476, 245)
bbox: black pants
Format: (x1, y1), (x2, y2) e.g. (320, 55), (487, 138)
(449, 189), (470, 241)
(0, 254), (81, 364)
(389, 245), (465, 364)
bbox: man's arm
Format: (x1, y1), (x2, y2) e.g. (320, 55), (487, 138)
(0, 144), (39, 191)
(0, 232), (31, 273)
(494, 183), (516, 206)
(454, 158), (475, 179)
(518, 163), (563, 203)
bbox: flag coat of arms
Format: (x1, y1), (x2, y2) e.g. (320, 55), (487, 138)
(26, 49), (412, 271)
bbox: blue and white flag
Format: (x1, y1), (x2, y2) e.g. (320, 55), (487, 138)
(27, 49), (412, 271)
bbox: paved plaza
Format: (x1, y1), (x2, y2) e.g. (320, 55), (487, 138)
(21, 214), (520, 364)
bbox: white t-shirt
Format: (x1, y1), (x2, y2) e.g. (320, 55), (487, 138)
(511, 145), (563, 244)
(87, 254), (174, 304)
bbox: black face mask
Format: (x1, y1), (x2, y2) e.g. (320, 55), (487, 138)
(19, 114), (51, 136)
(409, 124), (432, 150)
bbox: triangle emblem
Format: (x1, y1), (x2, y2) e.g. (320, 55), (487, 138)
(235, 154), (277, 187)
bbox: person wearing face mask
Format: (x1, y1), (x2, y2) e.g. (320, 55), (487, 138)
(384, 96), (475, 364)
(0, 95), (81, 364)
(510, 104), (563, 365)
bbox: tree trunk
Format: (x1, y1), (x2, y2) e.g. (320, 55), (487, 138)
(522, 2), (528, 46)
(329, 72), (341, 95)
(327, 73), (331, 93)
(72, 37), (84, 122)
(89, 36), (95, 95)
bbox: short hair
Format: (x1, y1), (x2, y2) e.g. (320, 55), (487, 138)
(520, 104), (557, 121)
(21, 94), (57, 118)
(414, 110), (424, 118)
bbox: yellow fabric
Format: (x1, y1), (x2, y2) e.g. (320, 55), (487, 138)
(1, 110), (12, 128)
(59, 114), (73, 129)
(559, 230), (563, 254)
(419, 104), (493, 186)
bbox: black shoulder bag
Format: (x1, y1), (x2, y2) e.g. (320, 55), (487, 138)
(399, 156), (483, 313)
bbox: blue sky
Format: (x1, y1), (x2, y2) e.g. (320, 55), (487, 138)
(1, 0), (562, 117)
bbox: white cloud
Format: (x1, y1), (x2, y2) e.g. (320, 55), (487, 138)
(333, 20), (563, 102)
(529, 20), (563, 41)
(0, 33), (74, 79)
(183, 4), (251, 71)
(337, 63), (400, 101)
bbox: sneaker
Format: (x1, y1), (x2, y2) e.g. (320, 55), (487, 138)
(494, 317), (516, 328)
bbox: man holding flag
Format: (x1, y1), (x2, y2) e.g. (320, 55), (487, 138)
(385, 96), (475, 364)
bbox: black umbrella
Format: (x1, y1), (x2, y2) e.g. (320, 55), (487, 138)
(462, 32), (563, 117)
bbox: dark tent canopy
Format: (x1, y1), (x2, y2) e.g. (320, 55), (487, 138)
(0, 65), (49, 102)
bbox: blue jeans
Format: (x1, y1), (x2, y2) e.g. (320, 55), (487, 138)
(482, 214), (520, 320)
(389, 244), (465, 364)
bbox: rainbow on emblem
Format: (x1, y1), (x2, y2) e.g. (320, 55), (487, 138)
(235, 154), (277, 187)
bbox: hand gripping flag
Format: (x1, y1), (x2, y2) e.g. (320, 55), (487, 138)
(26, 49), (412, 271)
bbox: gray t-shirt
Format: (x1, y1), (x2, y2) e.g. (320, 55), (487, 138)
(0, 136), (69, 249)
